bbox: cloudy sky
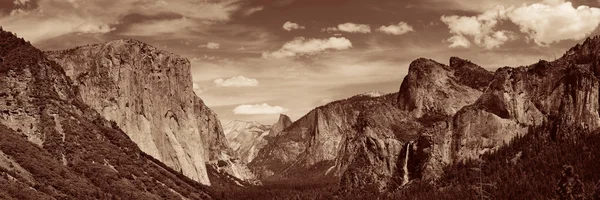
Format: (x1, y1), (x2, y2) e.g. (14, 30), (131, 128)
(3, 0), (600, 124)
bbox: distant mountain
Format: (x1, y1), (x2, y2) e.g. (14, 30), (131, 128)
(224, 114), (293, 164)
(359, 90), (386, 98)
(0, 29), (212, 199)
(46, 39), (257, 185)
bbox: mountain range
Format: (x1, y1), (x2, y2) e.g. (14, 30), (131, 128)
(1, 26), (600, 199)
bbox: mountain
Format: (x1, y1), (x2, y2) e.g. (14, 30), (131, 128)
(0, 29), (212, 199)
(248, 57), (495, 189)
(249, 36), (600, 193)
(46, 39), (256, 184)
(450, 35), (600, 163)
(268, 114), (293, 138)
(249, 93), (406, 183)
(224, 114), (293, 164)
(224, 121), (271, 164)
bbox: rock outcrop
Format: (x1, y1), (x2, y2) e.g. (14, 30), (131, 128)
(450, 36), (600, 162)
(46, 39), (216, 185)
(397, 57), (494, 117)
(0, 29), (212, 199)
(268, 114), (293, 138)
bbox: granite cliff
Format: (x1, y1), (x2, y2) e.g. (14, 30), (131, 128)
(0, 29), (212, 199)
(46, 39), (255, 185)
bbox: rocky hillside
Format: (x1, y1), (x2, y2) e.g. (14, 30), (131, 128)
(248, 57), (495, 190)
(249, 93), (410, 184)
(450, 35), (600, 163)
(46, 39), (255, 185)
(0, 29), (213, 199)
(249, 36), (600, 192)
(224, 114), (293, 164)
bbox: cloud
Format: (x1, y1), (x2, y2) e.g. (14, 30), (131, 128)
(243, 6), (264, 16)
(324, 22), (371, 33)
(214, 76), (259, 87)
(262, 37), (352, 59)
(283, 21), (306, 31)
(0, 0), (242, 43)
(441, 0), (600, 48)
(446, 35), (471, 48)
(119, 17), (195, 36)
(200, 42), (220, 49)
(193, 83), (206, 94)
(233, 103), (289, 115)
(509, 0), (600, 45)
(13, 0), (30, 6)
(377, 22), (414, 35)
(441, 6), (514, 49)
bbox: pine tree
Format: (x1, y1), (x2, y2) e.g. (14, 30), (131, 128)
(556, 165), (585, 200)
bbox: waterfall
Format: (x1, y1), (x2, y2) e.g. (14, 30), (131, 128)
(402, 142), (411, 186)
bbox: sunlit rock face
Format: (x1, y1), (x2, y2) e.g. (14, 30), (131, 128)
(248, 94), (399, 182)
(0, 30), (212, 199)
(224, 121), (270, 164)
(46, 39), (216, 185)
(397, 57), (494, 117)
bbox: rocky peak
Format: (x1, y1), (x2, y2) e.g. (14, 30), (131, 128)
(560, 35), (600, 65)
(397, 57), (493, 117)
(269, 114), (293, 137)
(47, 39), (217, 185)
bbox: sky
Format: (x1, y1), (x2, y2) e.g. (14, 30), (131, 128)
(2, 0), (600, 125)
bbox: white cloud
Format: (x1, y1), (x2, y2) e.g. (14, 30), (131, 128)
(13, 0), (30, 6)
(243, 6), (264, 16)
(75, 23), (116, 34)
(377, 22), (414, 35)
(233, 103), (289, 115)
(509, 0), (600, 46)
(441, 6), (514, 49)
(200, 42), (220, 49)
(324, 22), (371, 33)
(283, 21), (306, 31)
(190, 55), (219, 62)
(441, 0), (600, 48)
(193, 83), (206, 95)
(214, 76), (259, 87)
(446, 35), (471, 48)
(262, 37), (352, 59)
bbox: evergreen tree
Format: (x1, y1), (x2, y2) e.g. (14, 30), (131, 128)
(556, 165), (585, 200)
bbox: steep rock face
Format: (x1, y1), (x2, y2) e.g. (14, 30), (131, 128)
(397, 57), (493, 117)
(338, 58), (493, 190)
(268, 114), (293, 138)
(451, 38), (600, 162)
(249, 94), (397, 181)
(46, 40), (213, 185)
(0, 29), (212, 199)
